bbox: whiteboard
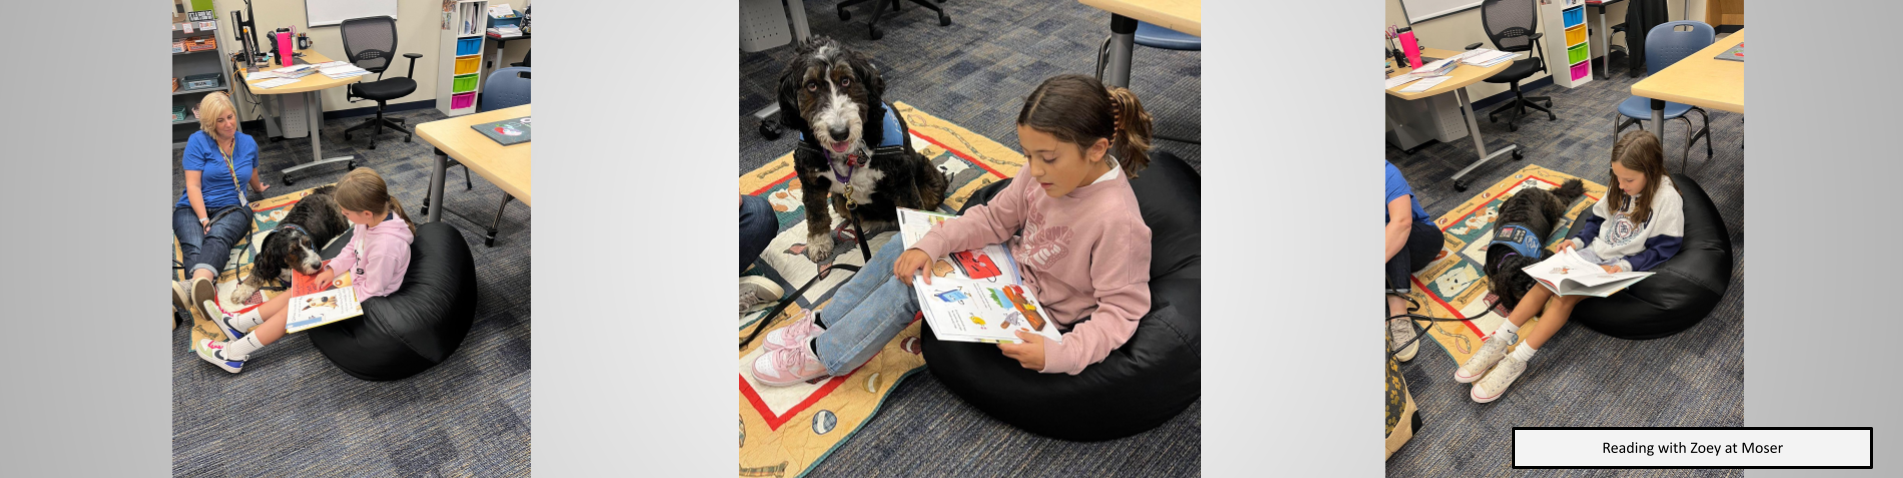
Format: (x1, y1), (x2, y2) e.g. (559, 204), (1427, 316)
(1402, 0), (1483, 24)
(306, 0), (399, 28)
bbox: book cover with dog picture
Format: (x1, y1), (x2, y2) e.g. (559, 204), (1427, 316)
(1522, 248), (1653, 297)
(472, 116), (531, 145)
(284, 271), (361, 333)
(897, 208), (1062, 344)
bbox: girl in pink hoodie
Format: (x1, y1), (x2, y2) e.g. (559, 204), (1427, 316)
(197, 168), (416, 373)
(752, 74), (1154, 386)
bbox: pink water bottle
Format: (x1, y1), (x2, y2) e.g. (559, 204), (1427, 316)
(1398, 29), (1423, 68)
(278, 31), (294, 66)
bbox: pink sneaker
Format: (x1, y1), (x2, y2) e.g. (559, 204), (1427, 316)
(751, 339), (830, 387)
(763, 310), (825, 352)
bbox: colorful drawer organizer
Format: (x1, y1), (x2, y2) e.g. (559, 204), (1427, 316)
(456, 37), (483, 56)
(451, 92), (477, 110)
(454, 55), (481, 75)
(453, 74), (480, 93)
(1560, 5), (1591, 85)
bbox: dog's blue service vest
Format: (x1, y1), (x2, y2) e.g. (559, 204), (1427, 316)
(1490, 223), (1545, 260)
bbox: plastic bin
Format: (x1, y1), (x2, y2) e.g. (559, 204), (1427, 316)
(1568, 43), (1589, 65)
(1570, 61), (1591, 81)
(451, 92), (477, 110)
(1566, 24), (1586, 46)
(1563, 6), (1584, 28)
(457, 37), (483, 56)
(454, 55), (481, 75)
(453, 74), (479, 93)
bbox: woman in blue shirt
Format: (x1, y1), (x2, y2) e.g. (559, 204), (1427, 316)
(1386, 161), (1443, 362)
(172, 92), (269, 322)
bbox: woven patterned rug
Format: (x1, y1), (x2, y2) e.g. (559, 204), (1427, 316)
(177, 186), (339, 351)
(1405, 165), (1609, 365)
(737, 102), (1024, 478)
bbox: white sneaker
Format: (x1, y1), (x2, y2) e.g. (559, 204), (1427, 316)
(204, 300), (247, 341)
(1470, 354), (1528, 403)
(1455, 328), (1518, 383)
(750, 337), (830, 387)
(190, 276), (217, 323)
(196, 339), (246, 374)
(764, 310), (825, 352)
(740, 276), (785, 313)
(1388, 317), (1419, 362)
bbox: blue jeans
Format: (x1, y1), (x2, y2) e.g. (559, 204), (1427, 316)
(814, 238), (921, 376)
(739, 195), (779, 274)
(174, 205), (251, 278)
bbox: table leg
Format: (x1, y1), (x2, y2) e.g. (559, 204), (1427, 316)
(280, 91), (356, 185)
(786, 0), (810, 41)
(428, 149), (448, 223)
(1596, 7), (1611, 79)
(1651, 99), (1664, 134)
(1103, 14), (1138, 88)
(1451, 88), (1520, 191)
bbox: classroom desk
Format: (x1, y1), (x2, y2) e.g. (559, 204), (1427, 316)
(484, 33), (530, 74)
(417, 104), (531, 243)
(1387, 48), (1519, 192)
(1078, 0), (1200, 88)
(239, 49), (364, 185)
(1631, 29), (1744, 130)
(1585, 0), (1627, 80)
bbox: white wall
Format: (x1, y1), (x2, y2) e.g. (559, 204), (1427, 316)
(1384, 0), (1699, 102)
(207, 0), (530, 120)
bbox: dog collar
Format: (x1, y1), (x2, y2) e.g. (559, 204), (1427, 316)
(1489, 224), (1545, 260)
(278, 223), (310, 237)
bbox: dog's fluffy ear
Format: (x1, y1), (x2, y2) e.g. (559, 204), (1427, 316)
(847, 49), (886, 146)
(776, 37), (828, 134)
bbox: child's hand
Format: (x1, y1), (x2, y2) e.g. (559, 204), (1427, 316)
(1600, 264), (1622, 273)
(893, 248), (933, 286)
(1557, 240), (1577, 253)
(997, 330), (1046, 371)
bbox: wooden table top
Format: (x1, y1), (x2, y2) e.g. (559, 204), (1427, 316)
(1078, 0), (1201, 37)
(1631, 30), (1744, 113)
(1385, 48), (1511, 101)
(416, 105), (532, 206)
(238, 50), (365, 95)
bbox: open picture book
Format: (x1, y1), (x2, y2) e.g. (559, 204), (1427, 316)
(284, 269), (364, 334)
(1521, 248), (1653, 298)
(897, 208), (1062, 345)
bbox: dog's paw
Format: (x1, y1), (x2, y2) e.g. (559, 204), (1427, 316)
(804, 233), (835, 262)
(229, 283), (257, 305)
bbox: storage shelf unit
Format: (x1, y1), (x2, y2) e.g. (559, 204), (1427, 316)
(436, 0), (489, 116)
(172, 8), (232, 134)
(1542, 0), (1592, 88)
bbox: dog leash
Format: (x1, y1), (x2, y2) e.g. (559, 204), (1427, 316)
(739, 263), (862, 351)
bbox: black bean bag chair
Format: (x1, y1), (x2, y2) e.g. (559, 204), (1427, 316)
(1571, 174), (1731, 339)
(311, 221), (479, 380)
(921, 151), (1200, 441)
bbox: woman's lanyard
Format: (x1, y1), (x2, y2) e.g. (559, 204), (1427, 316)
(218, 139), (248, 208)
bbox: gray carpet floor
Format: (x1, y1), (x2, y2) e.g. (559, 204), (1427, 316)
(740, 1), (1201, 476)
(1385, 45), (1744, 476)
(170, 108), (531, 477)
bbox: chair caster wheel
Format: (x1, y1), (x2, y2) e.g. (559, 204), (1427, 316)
(348, 161), (357, 170)
(759, 119), (783, 139)
(940, 14), (951, 26)
(1454, 180), (1470, 192)
(406, 136), (413, 143)
(283, 176), (296, 186)
(485, 237), (496, 247)
(839, 8), (851, 21)
(1512, 148), (1524, 160)
(869, 26), (883, 40)
(1508, 123), (1518, 132)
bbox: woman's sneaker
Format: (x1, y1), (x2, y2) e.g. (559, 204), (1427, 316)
(190, 276), (218, 322)
(1388, 317), (1419, 362)
(750, 339), (830, 387)
(740, 276), (785, 313)
(1470, 354), (1528, 403)
(1455, 329), (1518, 383)
(196, 339), (245, 374)
(204, 301), (247, 341)
(763, 310), (825, 352)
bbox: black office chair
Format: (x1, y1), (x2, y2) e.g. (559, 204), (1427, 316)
(340, 16), (423, 150)
(838, 0), (950, 40)
(511, 49), (529, 68)
(1467, 0), (1555, 132)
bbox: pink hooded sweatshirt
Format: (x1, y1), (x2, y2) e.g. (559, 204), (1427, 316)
(913, 161), (1152, 375)
(327, 216), (414, 299)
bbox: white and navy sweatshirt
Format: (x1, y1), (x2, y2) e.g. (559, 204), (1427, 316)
(1567, 176), (1685, 272)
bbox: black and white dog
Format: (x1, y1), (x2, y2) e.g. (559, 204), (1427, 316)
(231, 185), (350, 303)
(777, 36), (947, 262)
(1485, 179), (1587, 313)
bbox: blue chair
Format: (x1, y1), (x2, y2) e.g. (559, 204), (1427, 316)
(1095, 21), (1200, 144)
(1615, 21), (1714, 171)
(425, 67), (529, 247)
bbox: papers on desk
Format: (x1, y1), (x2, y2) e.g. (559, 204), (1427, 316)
(1461, 49), (1518, 67)
(1405, 58), (1460, 79)
(1385, 75), (1421, 90)
(487, 26), (523, 38)
(254, 77), (300, 89)
(1400, 76), (1451, 93)
(273, 64), (318, 79)
(311, 60), (352, 69)
(245, 71), (278, 81)
(319, 64), (372, 79)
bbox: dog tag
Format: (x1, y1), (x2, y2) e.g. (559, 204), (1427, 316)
(842, 185), (856, 209)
